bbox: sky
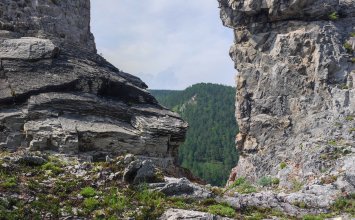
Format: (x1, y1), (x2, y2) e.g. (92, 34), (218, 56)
(91, 0), (235, 90)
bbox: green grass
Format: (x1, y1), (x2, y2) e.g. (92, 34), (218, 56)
(230, 177), (257, 194)
(83, 198), (100, 212)
(331, 195), (355, 215)
(208, 204), (236, 218)
(103, 188), (128, 213)
(1, 177), (17, 189)
(303, 214), (324, 220)
(41, 162), (63, 175)
(80, 187), (97, 198)
(346, 115), (354, 121)
(328, 140), (337, 146)
(291, 179), (303, 192)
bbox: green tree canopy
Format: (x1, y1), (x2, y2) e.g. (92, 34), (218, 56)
(151, 83), (239, 186)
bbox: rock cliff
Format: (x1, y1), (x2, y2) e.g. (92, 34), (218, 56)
(0, 0), (187, 172)
(219, 0), (355, 191)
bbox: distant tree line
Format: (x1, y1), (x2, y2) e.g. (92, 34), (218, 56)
(151, 83), (239, 186)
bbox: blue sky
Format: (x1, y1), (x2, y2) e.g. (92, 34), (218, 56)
(91, 0), (235, 90)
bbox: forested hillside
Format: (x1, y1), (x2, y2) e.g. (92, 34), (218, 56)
(150, 83), (238, 186)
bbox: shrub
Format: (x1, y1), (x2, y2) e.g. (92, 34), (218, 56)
(272, 178), (280, 185)
(258, 176), (272, 187)
(230, 177), (246, 188)
(208, 204), (236, 218)
(280, 162), (287, 169)
(344, 43), (354, 53)
(328, 12), (339, 20)
(80, 187), (97, 198)
(230, 177), (257, 194)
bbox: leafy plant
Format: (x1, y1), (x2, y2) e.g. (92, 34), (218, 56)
(328, 12), (339, 20)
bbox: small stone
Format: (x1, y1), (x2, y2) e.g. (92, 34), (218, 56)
(124, 154), (135, 164)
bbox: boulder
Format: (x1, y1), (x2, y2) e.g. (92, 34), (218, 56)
(0, 38), (59, 60)
(159, 209), (233, 220)
(150, 177), (212, 199)
(123, 159), (164, 184)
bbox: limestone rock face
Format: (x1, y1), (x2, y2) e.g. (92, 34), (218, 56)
(159, 209), (233, 220)
(219, 0), (355, 189)
(0, 0), (187, 173)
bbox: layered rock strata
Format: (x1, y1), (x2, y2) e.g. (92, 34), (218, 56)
(219, 0), (355, 192)
(0, 0), (187, 172)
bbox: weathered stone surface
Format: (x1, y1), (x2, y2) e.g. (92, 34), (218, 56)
(15, 155), (47, 166)
(221, 184), (338, 216)
(0, 0), (96, 53)
(159, 209), (233, 220)
(0, 0), (188, 174)
(123, 159), (164, 184)
(150, 177), (212, 199)
(0, 38), (59, 60)
(219, 0), (355, 195)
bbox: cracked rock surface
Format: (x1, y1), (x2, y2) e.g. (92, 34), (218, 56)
(219, 0), (355, 189)
(218, 0), (355, 216)
(0, 0), (187, 173)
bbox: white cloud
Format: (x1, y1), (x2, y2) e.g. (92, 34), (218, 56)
(91, 0), (235, 90)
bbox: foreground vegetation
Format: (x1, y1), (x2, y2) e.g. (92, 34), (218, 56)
(1, 152), (353, 220)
